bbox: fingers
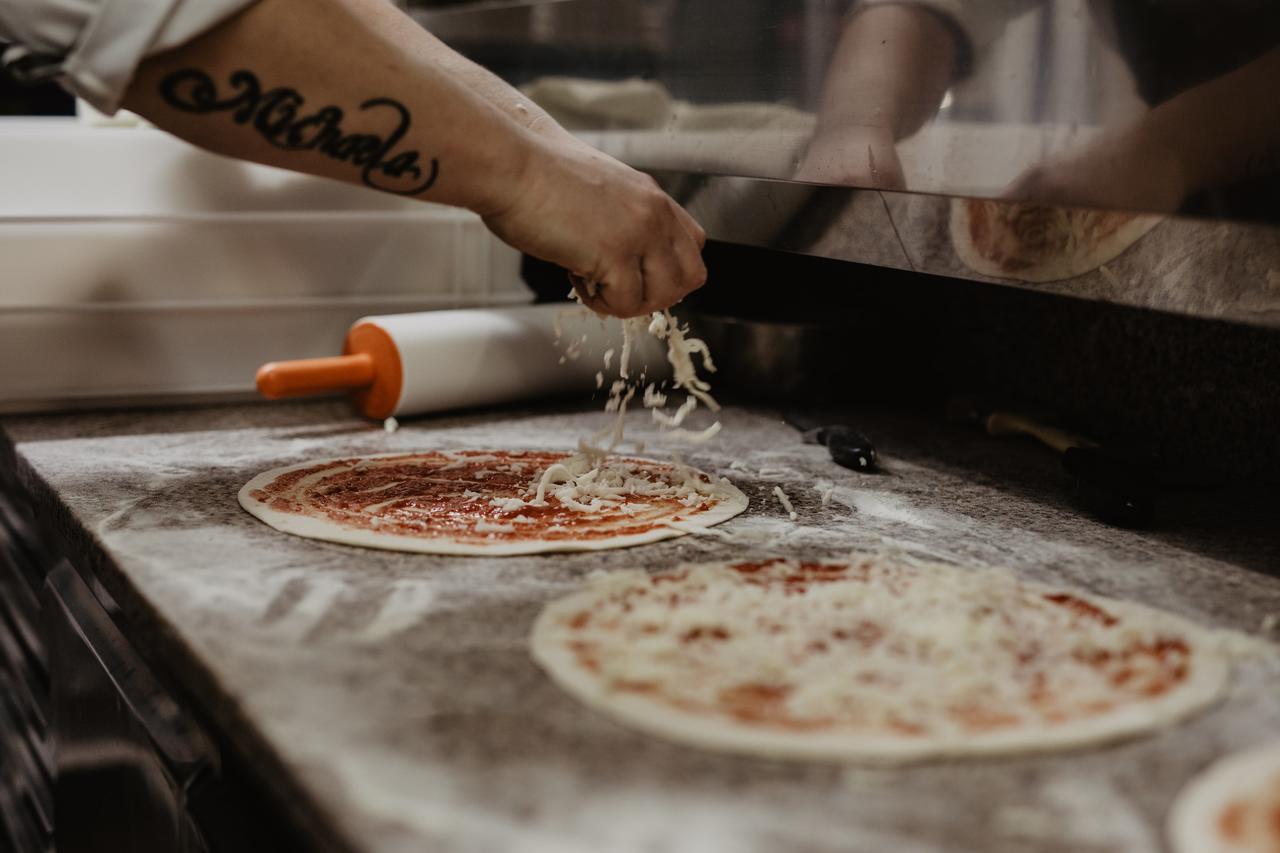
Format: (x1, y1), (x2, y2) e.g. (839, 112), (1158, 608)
(635, 248), (685, 316)
(610, 231), (706, 319)
(673, 201), (707, 249)
(585, 199), (707, 320)
(670, 209), (708, 298)
(594, 259), (647, 319)
(569, 274), (608, 316)
(498, 142), (708, 319)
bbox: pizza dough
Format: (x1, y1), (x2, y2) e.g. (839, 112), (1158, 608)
(531, 555), (1229, 762)
(951, 198), (1161, 283)
(239, 450), (747, 556)
(1168, 741), (1280, 853)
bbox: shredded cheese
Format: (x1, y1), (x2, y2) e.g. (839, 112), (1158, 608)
(524, 452), (738, 517)
(473, 519), (516, 534)
(664, 422), (723, 445)
(773, 485), (798, 520)
(535, 555), (1226, 754)
(643, 384), (669, 410)
(652, 396), (697, 428)
(536, 303), (735, 517)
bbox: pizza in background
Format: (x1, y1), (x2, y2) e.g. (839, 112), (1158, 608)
(1169, 741), (1280, 853)
(532, 554), (1229, 761)
(952, 198), (1161, 283)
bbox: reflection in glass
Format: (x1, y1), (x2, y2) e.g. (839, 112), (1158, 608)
(423, 0), (1280, 220)
(418, 0), (1280, 327)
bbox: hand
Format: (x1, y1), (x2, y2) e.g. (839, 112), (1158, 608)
(1007, 126), (1189, 214)
(794, 124), (906, 190)
(483, 131), (707, 319)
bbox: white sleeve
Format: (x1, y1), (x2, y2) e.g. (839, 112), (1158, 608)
(0, 0), (257, 114)
(854, 0), (1045, 77)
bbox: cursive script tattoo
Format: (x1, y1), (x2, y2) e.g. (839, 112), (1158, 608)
(158, 69), (438, 196)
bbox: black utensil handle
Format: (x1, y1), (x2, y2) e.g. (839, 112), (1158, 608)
(819, 426), (878, 472)
(1062, 446), (1155, 527)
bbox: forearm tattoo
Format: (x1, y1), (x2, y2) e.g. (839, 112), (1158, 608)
(158, 69), (438, 195)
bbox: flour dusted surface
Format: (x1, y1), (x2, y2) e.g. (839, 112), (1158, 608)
(532, 555), (1230, 761)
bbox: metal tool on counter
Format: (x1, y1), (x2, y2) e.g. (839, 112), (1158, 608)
(254, 305), (667, 419)
(785, 412), (879, 473)
(947, 398), (1156, 528)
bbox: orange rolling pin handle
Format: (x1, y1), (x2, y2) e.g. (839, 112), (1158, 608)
(256, 354), (377, 400)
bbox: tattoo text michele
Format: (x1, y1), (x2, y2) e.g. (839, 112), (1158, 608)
(159, 68), (439, 195)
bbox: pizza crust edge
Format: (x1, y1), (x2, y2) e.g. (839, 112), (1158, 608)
(1167, 740), (1280, 853)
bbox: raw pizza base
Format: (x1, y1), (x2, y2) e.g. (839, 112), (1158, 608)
(1168, 741), (1280, 853)
(951, 197), (1161, 283)
(239, 450), (748, 556)
(531, 555), (1229, 762)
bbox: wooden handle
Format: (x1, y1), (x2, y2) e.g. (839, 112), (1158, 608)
(256, 354), (376, 399)
(985, 411), (1095, 455)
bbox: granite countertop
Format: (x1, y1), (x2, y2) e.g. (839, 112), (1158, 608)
(4, 400), (1279, 853)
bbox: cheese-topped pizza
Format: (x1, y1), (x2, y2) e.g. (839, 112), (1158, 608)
(531, 555), (1229, 761)
(1169, 741), (1280, 853)
(239, 450), (747, 555)
(951, 198), (1161, 283)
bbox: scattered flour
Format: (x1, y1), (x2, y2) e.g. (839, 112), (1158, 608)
(844, 490), (939, 530)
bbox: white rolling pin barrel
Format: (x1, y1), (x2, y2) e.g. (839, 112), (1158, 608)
(256, 304), (670, 419)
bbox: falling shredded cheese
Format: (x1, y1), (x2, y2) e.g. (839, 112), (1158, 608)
(664, 422), (723, 445)
(652, 396), (697, 428)
(643, 384), (668, 409)
(383, 417), (400, 434)
(534, 301), (734, 517)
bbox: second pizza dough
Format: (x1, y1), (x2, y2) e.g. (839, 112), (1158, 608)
(532, 554), (1229, 762)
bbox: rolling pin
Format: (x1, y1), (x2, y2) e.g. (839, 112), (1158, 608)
(256, 304), (669, 419)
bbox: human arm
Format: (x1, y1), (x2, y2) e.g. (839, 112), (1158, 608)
(1009, 46), (1280, 212)
(119, 0), (705, 317)
(795, 3), (959, 187)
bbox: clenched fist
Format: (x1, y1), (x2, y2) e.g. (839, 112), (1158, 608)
(484, 131), (708, 318)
